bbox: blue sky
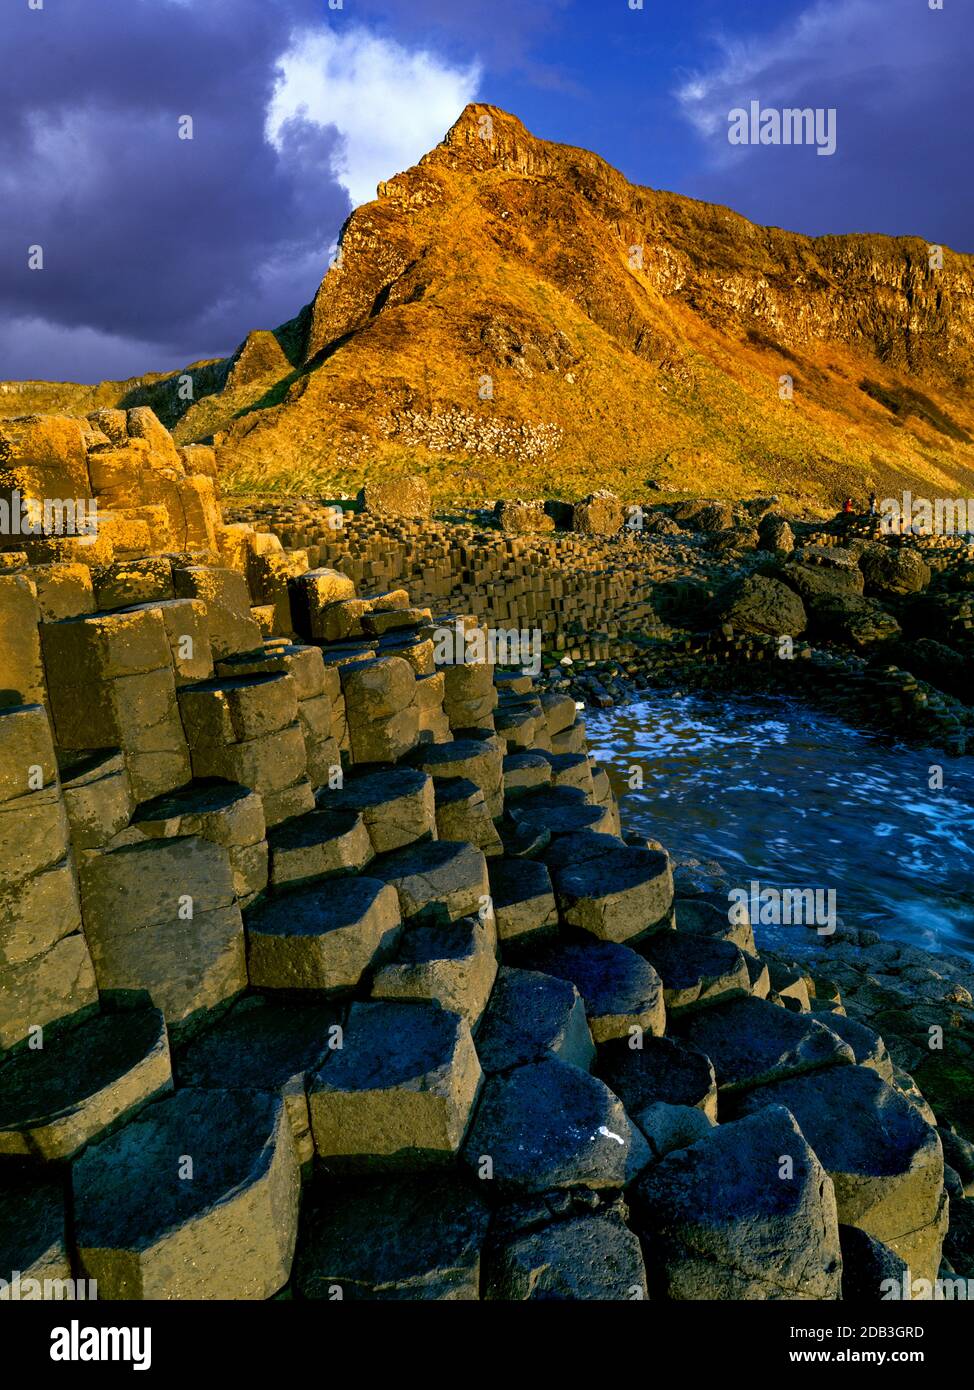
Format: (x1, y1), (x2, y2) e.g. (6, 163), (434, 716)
(0, 0), (969, 383)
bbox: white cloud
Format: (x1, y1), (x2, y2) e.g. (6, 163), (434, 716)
(266, 26), (481, 207)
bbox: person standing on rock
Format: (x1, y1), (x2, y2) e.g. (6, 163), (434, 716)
(842, 496), (854, 514)
(869, 492), (878, 516)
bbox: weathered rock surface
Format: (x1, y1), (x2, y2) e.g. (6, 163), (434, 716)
(294, 1175), (489, 1300)
(462, 1056), (650, 1195)
(73, 1088), (300, 1299)
(309, 1000), (481, 1167)
(631, 1105), (842, 1299)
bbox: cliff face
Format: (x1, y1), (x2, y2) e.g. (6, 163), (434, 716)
(5, 105), (974, 505)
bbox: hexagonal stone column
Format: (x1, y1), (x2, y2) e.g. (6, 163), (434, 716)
(513, 933), (665, 1043)
(475, 967), (595, 1075)
(77, 836), (245, 1027)
(639, 932), (751, 1014)
(267, 808), (373, 888)
(487, 858), (558, 940)
(673, 995), (855, 1095)
(411, 738), (504, 819)
(319, 767), (436, 854)
(72, 1088), (300, 1299)
(174, 996), (344, 1168)
(0, 1001), (172, 1161)
(631, 1105), (842, 1299)
(508, 785), (615, 839)
(245, 877), (401, 993)
(293, 1175), (490, 1300)
(309, 1000), (482, 1169)
(371, 915), (497, 1027)
(738, 1065), (946, 1283)
(552, 843), (673, 943)
(462, 1056), (649, 1196)
(372, 839), (490, 923)
(595, 1035), (718, 1122)
(484, 1210), (647, 1301)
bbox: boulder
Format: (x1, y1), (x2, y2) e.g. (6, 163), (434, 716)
(358, 476), (431, 519)
(860, 546), (931, 597)
(572, 491), (624, 536)
(709, 575), (807, 637)
(839, 1225), (909, 1303)
(494, 499), (555, 535)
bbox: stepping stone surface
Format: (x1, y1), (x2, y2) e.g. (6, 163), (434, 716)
(513, 933), (665, 1042)
(673, 995), (854, 1093)
(475, 967), (595, 1074)
(245, 876), (401, 993)
(371, 914), (498, 1026)
(738, 1064), (946, 1280)
(294, 1176), (490, 1300)
(595, 1035), (718, 1121)
(553, 844), (673, 943)
(321, 766), (435, 853)
(174, 996), (344, 1166)
(73, 1088), (300, 1299)
(631, 1105), (842, 1300)
(487, 857), (558, 939)
(268, 808), (372, 886)
(639, 931), (750, 1013)
(484, 1211), (647, 1301)
(462, 1056), (650, 1195)
(372, 839), (490, 922)
(309, 1000), (482, 1168)
(0, 1002), (172, 1160)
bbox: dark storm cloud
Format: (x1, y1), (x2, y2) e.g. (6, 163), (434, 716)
(0, 0), (350, 379)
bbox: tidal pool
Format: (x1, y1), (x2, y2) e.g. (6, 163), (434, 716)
(584, 693), (974, 961)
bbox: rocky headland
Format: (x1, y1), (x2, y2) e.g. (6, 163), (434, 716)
(1, 408), (972, 1301)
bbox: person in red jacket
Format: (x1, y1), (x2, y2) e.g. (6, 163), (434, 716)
(842, 496), (854, 514)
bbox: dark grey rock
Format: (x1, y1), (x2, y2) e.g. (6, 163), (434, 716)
(293, 1175), (490, 1300)
(462, 1056), (650, 1196)
(475, 966), (595, 1074)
